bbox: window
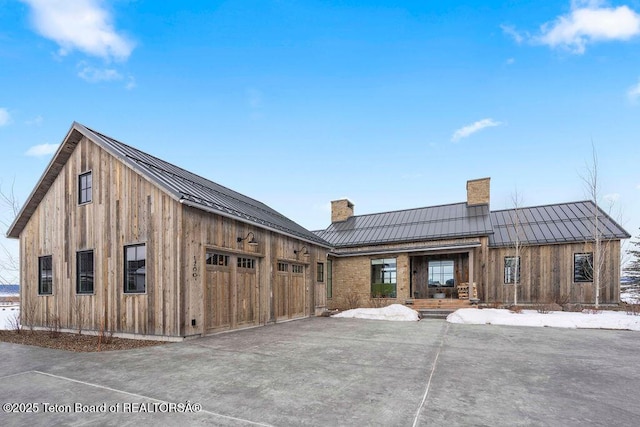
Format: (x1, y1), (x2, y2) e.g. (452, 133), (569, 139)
(292, 264), (304, 274)
(77, 250), (94, 294)
(206, 252), (229, 266)
(317, 262), (324, 282)
(238, 257), (255, 269)
(574, 253), (593, 283)
(78, 171), (92, 204)
(327, 260), (333, 299)
(278, 262), (288, 272)
(371, 258), (397, 298)
(504, 256), (521, 284)
(125, 244), (146, 293)
(38, 255), (53, 295)
(428, 260), (455, 287)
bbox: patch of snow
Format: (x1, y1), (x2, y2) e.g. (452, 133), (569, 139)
(332, 304), (420, 321)
(447, 308), (640, 331)
(0, 305), (20, 330)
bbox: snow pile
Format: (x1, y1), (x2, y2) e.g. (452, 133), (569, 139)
(447, 308), (640, 331)
(0, 305), (20, 330)
(332, 304), (420, 321)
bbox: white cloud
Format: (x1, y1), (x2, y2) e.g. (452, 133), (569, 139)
(25, 143), (59, 157)
(501, 24), (525, 44)
(125, 76), (136, 90)
(21, 0), (134, 61)
(78, 64), (122, 83)
(536, 1), (640, 54)
(0, 108), (10, 127)
(506, 57), (516, 65)
(627, 79), (640, 102)
(25, 115), (43, 126)
(451, 118), (502, 142)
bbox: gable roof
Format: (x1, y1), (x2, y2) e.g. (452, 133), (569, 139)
(489, 200), (630, 247)
(7, 122), (331, 247)
(315, 202), (493, 248)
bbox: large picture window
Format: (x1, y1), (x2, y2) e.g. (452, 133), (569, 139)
(371, 258), (396, 298)
(428, 260), (454, 287)
(77, 250), (94, 294)
(38, 255), (53, 295)
(574, 253), (593, 283)
(78, 171), (92, 204)
(504, 256), (521, 284)
(125, 244), (146, 293)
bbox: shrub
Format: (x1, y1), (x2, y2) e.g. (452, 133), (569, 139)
(344, 291), (360, 309)
(624, 303), (640, 316)
(508, 305), (523, 314)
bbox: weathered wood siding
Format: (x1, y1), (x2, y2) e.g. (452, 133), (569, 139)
(20, 136), (183, 337)
(180, 205), (329, 337)
(487, 241), (621, 304)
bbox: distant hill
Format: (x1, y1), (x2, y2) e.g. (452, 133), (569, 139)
(0, 284), (19, 296)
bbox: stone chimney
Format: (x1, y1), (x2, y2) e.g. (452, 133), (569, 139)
(331, 199), (354, 222)
(466, 178), (490, 207)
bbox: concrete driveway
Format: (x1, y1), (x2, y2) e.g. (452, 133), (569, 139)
(1, 317), (639, 426)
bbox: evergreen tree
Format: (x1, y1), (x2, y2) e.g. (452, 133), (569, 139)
(625, 229), (640, 284)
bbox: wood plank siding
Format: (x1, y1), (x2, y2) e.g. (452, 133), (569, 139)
(486, 241), (621, 305)
(20, 136), (183, 337)
(19, 136), (329, 339)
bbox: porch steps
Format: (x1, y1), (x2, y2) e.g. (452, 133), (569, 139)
(405, 299), (474, 319)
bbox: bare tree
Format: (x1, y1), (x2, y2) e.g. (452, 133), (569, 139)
(625, 229), (640, 284)
(0, 179), (20, 285)
(580, 144), (609, 308)
(506, 189), (526, 306)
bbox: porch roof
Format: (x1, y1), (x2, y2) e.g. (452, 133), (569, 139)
(314, 202), (493, 248)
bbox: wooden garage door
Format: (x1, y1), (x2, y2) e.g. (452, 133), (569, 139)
(275, 262), (306, 321)
(205, 251), (257, 332)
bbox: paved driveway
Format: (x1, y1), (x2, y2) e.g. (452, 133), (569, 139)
(1, 318), (639, 426)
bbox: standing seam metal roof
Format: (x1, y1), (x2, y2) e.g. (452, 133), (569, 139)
(315, 202), (493, 247)
(7, 122), (330, 247)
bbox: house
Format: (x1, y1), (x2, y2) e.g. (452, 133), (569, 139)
(316, 178), (630, 309)
(7, 122), (332, 340)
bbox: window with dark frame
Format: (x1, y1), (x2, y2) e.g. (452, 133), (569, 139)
(38, 255), (53, 295)
(78, 171), (92, 204)
(371, 258), (397, 298)
(574, 252), (594, 283)
(206, 252), (229, 266)
(277, 262), (288, 272)
(76, 250), (94, 294)
(504, 256), (521, 284)
(292, 264), (303, 274)
(237, 257), (255, 269)
(317, 262), (324, 282)
(327, 260), (333, 299)
(124, 244), (146, 293)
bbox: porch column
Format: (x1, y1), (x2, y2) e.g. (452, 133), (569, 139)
(468, 249), (475, 300)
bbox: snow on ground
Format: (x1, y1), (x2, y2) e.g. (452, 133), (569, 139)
(0, 305), (20, 330)
(332, 304), (420, 321)
(447, 308), (640, 331)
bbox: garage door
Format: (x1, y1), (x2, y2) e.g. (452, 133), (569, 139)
(275, 262), (306, 321)
(205, 251), (257, 332)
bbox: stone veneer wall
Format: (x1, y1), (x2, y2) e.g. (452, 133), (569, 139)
(466, 177), (490, 206)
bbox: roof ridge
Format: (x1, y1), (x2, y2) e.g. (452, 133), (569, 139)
(344, 201), (469, 220)
(490, 200), (593, 213)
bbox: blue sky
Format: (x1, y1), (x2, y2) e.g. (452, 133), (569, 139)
(1, 0), (640, 282)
